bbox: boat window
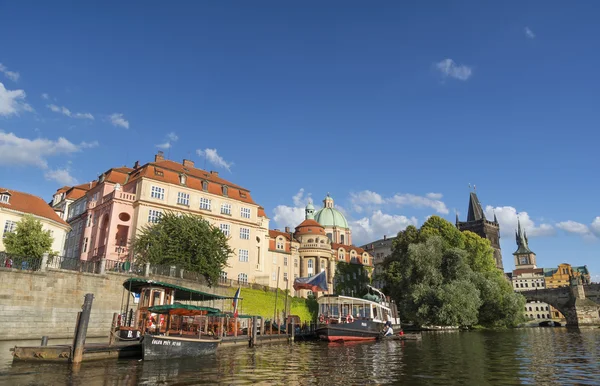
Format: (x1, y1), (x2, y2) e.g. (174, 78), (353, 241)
(152, 290), (162, 306)
(141, 289), (151, 308)
(373, 306), (378, 319)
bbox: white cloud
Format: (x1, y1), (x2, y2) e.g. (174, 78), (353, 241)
(426, 192), (443, 200)
(196, 148), (233, 172)
(47, 104), (94, 120)
(272, 188), (313, 230)
(351, 210), (418, 246)
(0, 63), (20, 82)
(156, 132), (179, 149)
(41, 93), (49, 100)
(44, 168), (78, 185)
(349, 190), (385, 212)
(0, 131), (97, 169)
(484, 206), (555, 238)
(556, 221), (589, 235)
(0, 82), (33, 116)
(591, 217), (600, 237)
(435, 58), (473, 81)
(109, 113), (129, 129)
(389, 193), (449, 214)
(525, 27), (536, 39)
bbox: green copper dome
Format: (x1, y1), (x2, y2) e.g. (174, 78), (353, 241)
(314, 208), (349, 228)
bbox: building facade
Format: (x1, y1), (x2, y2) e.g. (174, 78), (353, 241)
(456, 191), (503, 270)
(544, 263), (591, 289)
(361, 235), (396, 289)
(0, 188), (70, 255)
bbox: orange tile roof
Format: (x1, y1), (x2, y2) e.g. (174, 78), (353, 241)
(0, 187), (69, 226)
(331, 243), (367, 255)
(269, 229), (294, 240)
(127, 160), (259, 206)
(104, 168), (132, 184)
(295, 219), (325, 235)
(258, 207), (267, 218)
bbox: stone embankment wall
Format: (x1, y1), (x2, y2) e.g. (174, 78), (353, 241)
(0, 268), (231, 341)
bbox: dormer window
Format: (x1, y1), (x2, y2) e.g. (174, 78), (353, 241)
(179, 174), (187, 185)
(222, 186), (228, 197)
(202, 181), (208, 192)
(0, 192), (10, 204)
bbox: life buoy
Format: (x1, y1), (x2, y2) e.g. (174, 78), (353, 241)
(346, 315), (354, 323)
(319, 314), (325, 323)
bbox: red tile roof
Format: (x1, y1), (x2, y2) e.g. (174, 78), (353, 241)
(295, 219), (325, 235)
(331, 243), (366, 255)
(258, 207), (267, 218)
(269, 229), (294, 240)
(0, 188), (69, 226)
(127, 160), (259, 206)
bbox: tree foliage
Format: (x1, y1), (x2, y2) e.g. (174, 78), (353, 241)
(3, 215), (54, 258)
(132, 212), (233, 287)
(382, 216), (525, 328)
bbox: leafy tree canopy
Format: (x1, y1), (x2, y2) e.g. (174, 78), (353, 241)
(3, 215), (53, 258)
(382, 216), (525, 328)
(132, 212), (233, 287)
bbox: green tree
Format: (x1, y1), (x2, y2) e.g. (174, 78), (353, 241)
(132, 212), (233, 286)
(3, 215), (54, 258)
(334, 262), (370, 297)
(462, 231), (497, 273)
(420, 215), (465, 250)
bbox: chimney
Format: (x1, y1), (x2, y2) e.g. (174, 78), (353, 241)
(183, 159), (195, 168)
(133, 160), (140, 169)
(210, 170), (219, 177)
(285, 226), (291, 233)
(383, 235), (387, 240)
(155, 151), (164, 162)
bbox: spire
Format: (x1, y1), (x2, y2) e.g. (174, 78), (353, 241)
(514, 216), (533, 255)
(305, 200), (315, 220)
(493, 211), (498, 224)
(466, 192), (485, 222)
(455, 211), (460, 226)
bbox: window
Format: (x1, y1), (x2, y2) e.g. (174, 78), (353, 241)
(220, 224), (230, 237)
(202, 181), (208, 191)
(200, 197), (211, 210)
(339, 252), (345, 261)
(307, 259), (314, 275)
(3, 220), (16, 237)
(179, 174), (187, 185)
(82, 237), (89, 253)
(519, 256), (528, 265)
(237, 273), (248, 284)
(241, 207), (251, 219)
(284, 256), (288, 266)
(150, 186), (164, 200)
(177, 192), (190, 206)
(240, 227), (250, 240)
(273, 254), (277, 264)
(87, 214), (92, 227)
(148, 210), (162, 223)
(222, 186), (228, 196)
(284, 272), (288, 281)
(340, 234), (345, 244)
(239, 249), (249, 262)
(272, 272), (277, 281)
(276, 239), (284, 250)
(307, 290), (313, 296)
(220, 271), (227, 282)
(0, 194), (10, 204)
(294, 258), (298, 268)
(320, 260), (325, 272)
(221, 203), (231, 215)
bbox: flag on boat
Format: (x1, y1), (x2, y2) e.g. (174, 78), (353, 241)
(232, 287), (241, 318)
(293, 270), (328, 292)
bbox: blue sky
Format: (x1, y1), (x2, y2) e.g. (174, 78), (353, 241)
(0, 1), (598, 278)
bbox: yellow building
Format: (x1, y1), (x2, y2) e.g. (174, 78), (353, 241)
(544, 263), (591, 289)
(0, 188), (70, 255)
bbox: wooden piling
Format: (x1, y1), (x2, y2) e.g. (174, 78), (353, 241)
(108, 313), (118, 346)
(249, 317), (258, 347)
(290, 319), (295, 342)
(41, 336), (48, 346)
(72, 293), (94, 364)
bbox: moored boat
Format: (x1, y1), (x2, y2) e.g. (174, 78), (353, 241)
(316, 286), (401, 342)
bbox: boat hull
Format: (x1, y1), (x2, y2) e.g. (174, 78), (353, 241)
(142, 334), (220, 360)
(316, 320), (383, 342)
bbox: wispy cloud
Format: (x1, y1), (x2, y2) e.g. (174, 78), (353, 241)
(388, 193), (449, 214)
(484, 206), (555, 238)
(435, 58), (473, 81)
(156, 132), (179, 149)
(41, 93), (49, 100)
(47, 104), (94, 120)
(0, 82), (33, 116)
(196, 148), (233, 171)
(0, 131), (98, 169)
(44, 167), (78, 185)
(109, 113), (129, 129)
(524, 27), (536, 39)
(0, 63), (20, 82)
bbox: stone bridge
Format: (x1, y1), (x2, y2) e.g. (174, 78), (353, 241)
(520, 280), (600, 327)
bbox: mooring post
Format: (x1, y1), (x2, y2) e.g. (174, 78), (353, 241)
(72, 293), (94, 364)
(290, 319), (295, 343)
(41, 336), (49, 346)
(108, 312), (118, 346)
(249, 317), (258, 347)
(234, 317), (238, 337)
(260, 317), (265, 336)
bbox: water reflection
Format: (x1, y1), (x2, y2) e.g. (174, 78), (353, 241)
(1, 329), (599, 385)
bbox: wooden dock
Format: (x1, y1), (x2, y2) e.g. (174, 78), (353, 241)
(11, 342), (142, 362)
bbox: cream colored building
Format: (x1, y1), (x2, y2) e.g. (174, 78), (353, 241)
(0, 188), (70, 255)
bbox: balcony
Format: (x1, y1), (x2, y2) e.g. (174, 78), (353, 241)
(101, 191), (136, 205)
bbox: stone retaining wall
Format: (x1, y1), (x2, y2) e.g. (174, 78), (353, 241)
(0, 268), (231, 341)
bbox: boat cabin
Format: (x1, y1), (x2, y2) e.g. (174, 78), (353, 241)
(317, 295), (396, 324)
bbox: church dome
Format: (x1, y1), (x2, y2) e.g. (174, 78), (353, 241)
(314, 194), (349, 229)
(295, 219), (325, 236)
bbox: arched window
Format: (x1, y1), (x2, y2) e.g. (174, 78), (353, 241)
(237, 273), (248, 284)
(320, 260), (325, 272)
(535, 307), (539, 311)
(541, 314), (545, 319)
(308, 260), (313, 269)
(547, 314), (551, 319)
(528, 307), (532, 311)
(536, 314), (540, 319)
(326, 233), (333, 242)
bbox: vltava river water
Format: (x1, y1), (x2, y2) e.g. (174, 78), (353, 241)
(1, 328), (599, 385)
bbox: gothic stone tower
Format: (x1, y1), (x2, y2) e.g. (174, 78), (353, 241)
(456, 192), (504, 270)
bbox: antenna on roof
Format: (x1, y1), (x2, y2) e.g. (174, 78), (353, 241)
(473, 184), (476, 192)
(468, 183), (471, 190)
